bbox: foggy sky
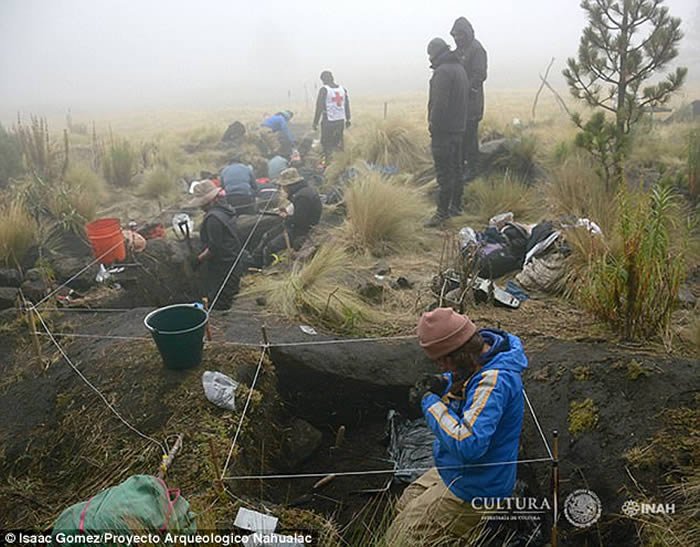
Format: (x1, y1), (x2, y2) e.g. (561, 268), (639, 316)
(1, 0), (698, 118)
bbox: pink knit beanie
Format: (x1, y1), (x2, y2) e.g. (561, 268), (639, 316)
(417, 307), (477, 360)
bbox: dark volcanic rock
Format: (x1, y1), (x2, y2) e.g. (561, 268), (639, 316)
(280, 418), (323, 469)
(0, 286), (19, 310)
(0, 268), (22, 287)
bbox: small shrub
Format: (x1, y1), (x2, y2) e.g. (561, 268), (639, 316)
(491, 135), (540, 181)
(577, 183), (687, 341)
(568, 398), (599, 437)
(0, 123), (23, 187)
(104, 138), (135, 187)
(337, 167), (428, 255)
(45, 164), (104, 232)
(0, 200), (38, 267)
(464, 172), (540, 224)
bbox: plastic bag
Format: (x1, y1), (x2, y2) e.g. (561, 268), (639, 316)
(202, 371), (239, 411)
(387, 410), (435, 484)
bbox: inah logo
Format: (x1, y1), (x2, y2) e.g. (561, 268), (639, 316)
(621, 500), (640, 517)
(564, 489), (602, 528)
(622, 499), (675, 516)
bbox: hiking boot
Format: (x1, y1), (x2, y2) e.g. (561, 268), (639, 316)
(425, 212), (448, 228)
(448, 205), (464, 217)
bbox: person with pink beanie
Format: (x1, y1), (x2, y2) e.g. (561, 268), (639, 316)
(386, 307), (528, 545)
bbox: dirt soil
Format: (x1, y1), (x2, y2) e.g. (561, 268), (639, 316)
(0, 303), (697, 546)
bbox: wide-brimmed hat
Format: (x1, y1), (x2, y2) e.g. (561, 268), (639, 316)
(278, 167), (304, 187)
(417, 307), (477, 360)
(188, 179), (222, 207)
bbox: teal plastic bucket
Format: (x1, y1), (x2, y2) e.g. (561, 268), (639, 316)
(144, 304), (209, 370)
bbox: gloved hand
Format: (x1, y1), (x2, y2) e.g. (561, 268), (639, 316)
(408, 373), (448, 410)
(345, 120), (352, 129)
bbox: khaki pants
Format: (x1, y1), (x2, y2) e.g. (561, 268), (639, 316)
(385, 468), (484, 546)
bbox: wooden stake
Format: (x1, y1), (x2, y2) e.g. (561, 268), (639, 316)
(158, 434), (183, 479)
(383, 102), (388, 120)
(334, 425), (346, 449)
(202, 297), (212, 341)
(261, 325), (269, 349)
(283, 229), (292, 253)
(552, 429), (559, 547)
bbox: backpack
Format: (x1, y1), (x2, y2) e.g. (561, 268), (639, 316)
(51, 475), (196, 545)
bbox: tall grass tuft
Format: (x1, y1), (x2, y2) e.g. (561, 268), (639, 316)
(0, 200), (38, 267)
(13, 114), (63, 181)
(0, 123), (23, 187)
(577, 183), (687, 342)
(336, 166), (428, 255)
(139, 167), (176, 210)
(241, 244), (387, 335)
(325, 117), (431, 186)
(547, 154), (617, 235)
(47, 164), (105, 231)
(464, 172), (540, 224)
(104, 138), (136, 187)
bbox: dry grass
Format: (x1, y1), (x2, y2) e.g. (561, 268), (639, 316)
(325, 117), (431, 187)
(241, 244), (394, 335)
(546, 154), (617, 235)
(334, 166), (429, 256)
(0, 199), (38, 267)
(139, 166), (178, 209)
(463, 172), (541, 224)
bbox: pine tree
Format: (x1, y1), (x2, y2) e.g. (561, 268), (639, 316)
(563, 0), (687, 185)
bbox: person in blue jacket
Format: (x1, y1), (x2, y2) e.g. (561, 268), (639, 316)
(220, 158), (257, 215)
(386, 307), (527, 545)
(261, 111), (295, 158)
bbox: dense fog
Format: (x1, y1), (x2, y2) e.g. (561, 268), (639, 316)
(1, 0), (698, 118)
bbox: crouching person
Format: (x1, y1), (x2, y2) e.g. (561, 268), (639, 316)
(189, 180), (245, 310)
(386, 308), (527, 545)
(253, 168), (321, 267)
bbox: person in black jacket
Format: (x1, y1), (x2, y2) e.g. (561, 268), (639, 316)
(253, 168), (322, 267)
(426, 37), (469, 227)
(313, 70), (351, 165)
(451, 17), (488, 183)
(189, 180), (244, 310)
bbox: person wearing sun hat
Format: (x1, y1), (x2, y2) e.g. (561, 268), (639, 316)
(252, 167), (321, 267)
(386, 307), (528, 545)
(188, 180), (244, 309)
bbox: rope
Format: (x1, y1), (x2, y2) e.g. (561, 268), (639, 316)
(32, 330), (415, 348)
(221, 458), (554, 481)
(220, 346), (268, 479)
(209, 193), (276, 311)
(523, 387), (553, 461)
(32, 306), (167, 455)
(22, 307), (135, 313)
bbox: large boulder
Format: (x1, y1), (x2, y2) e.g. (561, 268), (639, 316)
(0, 268), (22, 288)
(0, 286), (19, 310)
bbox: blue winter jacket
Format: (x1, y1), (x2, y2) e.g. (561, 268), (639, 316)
(421, 329), (527, 502)
(221, 163), (256, 197)
(261, 114), (294, 144)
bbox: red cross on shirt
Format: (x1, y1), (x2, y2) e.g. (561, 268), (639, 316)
(331, 91), (344, 107)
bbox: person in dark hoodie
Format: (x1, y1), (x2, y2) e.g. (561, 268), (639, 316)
(253, 167), (322, 267)
(426, 37), (469, 227)
(189, 180), (244, 310)
(386, 308), (527, 545)
(451, 17), (488, 184)
(313, 70), (351, 165)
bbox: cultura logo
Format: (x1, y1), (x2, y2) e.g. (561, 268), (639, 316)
(622, 499), (675, 516)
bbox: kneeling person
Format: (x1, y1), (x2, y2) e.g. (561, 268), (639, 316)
(254, 168), (321, 267)
(189, 180), (245, 310)
(386, 308), (527, 545)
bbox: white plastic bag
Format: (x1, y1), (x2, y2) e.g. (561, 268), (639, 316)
(202, 371), (239, 411)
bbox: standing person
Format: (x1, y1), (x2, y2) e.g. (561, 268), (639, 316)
(425, 38), (468, 227)
(261, 111), (296, 158)
(451, 16), (488, 184)
(312, 70), (351, 165)
(188, 180), (245, 310)
(386, 308), (527, 545)
(253, 168), (322, 267)
(220, 158), (257, 215)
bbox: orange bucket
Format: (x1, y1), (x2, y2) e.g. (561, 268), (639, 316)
(85, 218), (126, 264)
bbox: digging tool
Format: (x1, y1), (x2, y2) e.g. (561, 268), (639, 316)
(158, 434), (183, 478)
(202, 297), (213, 341)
